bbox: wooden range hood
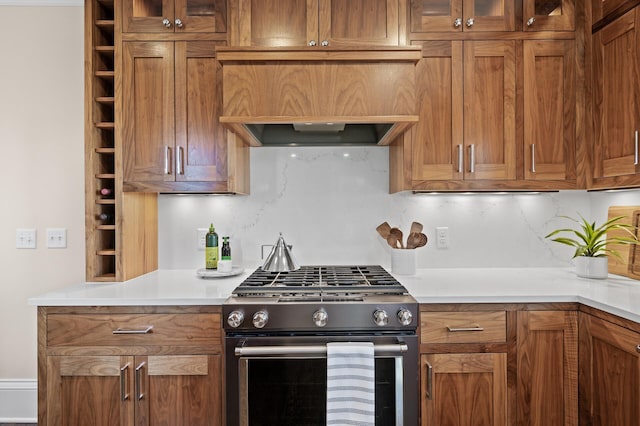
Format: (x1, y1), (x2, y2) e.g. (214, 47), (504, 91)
(217, 46), (421, 147)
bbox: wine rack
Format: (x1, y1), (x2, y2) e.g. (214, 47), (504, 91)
(86, 0), (117, 280)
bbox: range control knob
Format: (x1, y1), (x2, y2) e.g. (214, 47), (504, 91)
(373, 309), (389, 326)
(227, 310), (245, 328)
(397, 308), (413, 326)
(252, 310), (269, 329)
(313, 309), (328, 327)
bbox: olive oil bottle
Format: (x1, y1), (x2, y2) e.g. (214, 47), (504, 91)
(205, 224), (219, 269)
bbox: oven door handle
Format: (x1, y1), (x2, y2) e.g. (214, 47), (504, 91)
(235, 343), (408, 357)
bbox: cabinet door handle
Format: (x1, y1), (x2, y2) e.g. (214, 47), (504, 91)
(308, 40), (317, 46)
(454, 18), (462, 28)
(457, 144), (463, 173)
(635, 130), (638, 166)
(175, 18), (183, 28)
(135, 362), (145, 401)
(531, 144), (536, 173)
(165, 147), (172, 175)
(466, 17), (474, 27)
(447, 325), (484, 332)
(112, 325), (154, 334)
(469, 144), (475, 173)
(120, 363), (130, 401)
(527, 17), (536, 26)
(425, 360), (433, 400)
(177, 146), (184, 175)
(162, 18), (171, 28)
(636, 344), (640, 353)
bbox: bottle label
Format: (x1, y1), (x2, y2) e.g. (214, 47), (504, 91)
(205, 247), (219, 269)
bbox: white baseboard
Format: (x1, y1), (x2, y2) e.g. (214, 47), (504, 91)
(0, 379), (37, 423)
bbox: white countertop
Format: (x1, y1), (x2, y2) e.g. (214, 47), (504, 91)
(28, 267), (640, 323)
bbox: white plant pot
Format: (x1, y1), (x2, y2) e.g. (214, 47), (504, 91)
(574, 256), (608, 279)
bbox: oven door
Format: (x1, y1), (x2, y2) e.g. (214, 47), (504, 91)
(225, 334), (418, 426)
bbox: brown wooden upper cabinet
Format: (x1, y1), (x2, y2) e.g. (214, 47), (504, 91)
(522, 39), (576, 182)
(410, 0), (515, 32)
(123, 0), (227, 33)
(592, 7), (640, 186)
(122, 41), (248, 193)
(410, 40), (516, 184)
(230, 0), (402, 46)
(522, 0), (575, 31)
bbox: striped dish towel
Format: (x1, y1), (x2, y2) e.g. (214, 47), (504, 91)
(326, 342), (375, 426)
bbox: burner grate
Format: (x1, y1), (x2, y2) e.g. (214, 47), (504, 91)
(233, 265), (407, 297)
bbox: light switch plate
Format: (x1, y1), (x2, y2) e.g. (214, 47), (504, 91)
(16, 228), (37, 249)
(46, 228), (67, 248)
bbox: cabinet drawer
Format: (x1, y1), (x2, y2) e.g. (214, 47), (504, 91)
(47, 313), (222, 347)
(421, 311), (506, 344)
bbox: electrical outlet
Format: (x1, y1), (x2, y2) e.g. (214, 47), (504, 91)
(16, 228), (37, 249)
(46, 228), (67, 248)
(197, 228), (208, 250)
(436, 227), (450, 249)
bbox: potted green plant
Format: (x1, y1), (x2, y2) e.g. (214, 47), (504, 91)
(545, 215), (639, 279)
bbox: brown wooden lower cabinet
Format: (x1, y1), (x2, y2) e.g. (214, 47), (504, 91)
(579, 310), (640, 425)
(421, 352), (507, 425)
(419, 305), (579, 426)
(38, 307), (224, 426)
(517, 310), (578, 426)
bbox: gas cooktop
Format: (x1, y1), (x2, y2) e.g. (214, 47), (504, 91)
(232, 265), (409, 297)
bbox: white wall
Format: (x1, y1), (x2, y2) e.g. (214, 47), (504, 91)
(0, 5), (85, 420)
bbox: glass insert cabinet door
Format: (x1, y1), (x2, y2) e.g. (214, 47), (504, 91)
(523, 0), (575, 31)
(123, 0), (227, 33)
(410, 0), (515, 32)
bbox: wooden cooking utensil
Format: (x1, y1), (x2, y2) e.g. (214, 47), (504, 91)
(410, 221), (423, 235)
(406, 233), (421, 249)
(413, 233), (428, 249)
(387, 234), (401, 249)
(389, 227), (404, 248)
(376, 222), (392, 240)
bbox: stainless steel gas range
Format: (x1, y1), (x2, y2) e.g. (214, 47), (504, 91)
(223, 265), (419, 426)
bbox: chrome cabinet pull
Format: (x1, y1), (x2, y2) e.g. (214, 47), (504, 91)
(425, 360), (433, 400)
(135, 362), (145, 401)
(469, 144), (475, 173)
(635, 130), (639, 166)
(113, 325), (154, 334)
(454, 18), (462, 28)
(447, 325), (484, 332)
(457, 144), (463, 173)
(165, 147), (172, 175)
(162, 18), (171, 28)
(466, 17), (474, 27)
(527, 17), (536, 26)
(235, 343), (408, 356)
(321, 40), (329, 47)
(175, 18), (183, 28)
(177, 147), (184, 175)
(531, 144), (536, 173)
(120, 363), (130, 401)
(636, 344), (640, 353)
(308, 40), (317, 46)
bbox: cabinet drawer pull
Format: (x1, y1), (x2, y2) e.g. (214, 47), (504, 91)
(531, 144), (536, 173)
(447, 325), (484, 332)
(112, 325), (154, 334)
(635, 130), (638, 166)
(469, 144), (475, 173)
(120, 363), (130, 401)
(425, 360), (433, 400)
(135, 362), (145, 401)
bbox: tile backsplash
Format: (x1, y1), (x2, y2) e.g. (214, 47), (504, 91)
(158, 146), (640, 270)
